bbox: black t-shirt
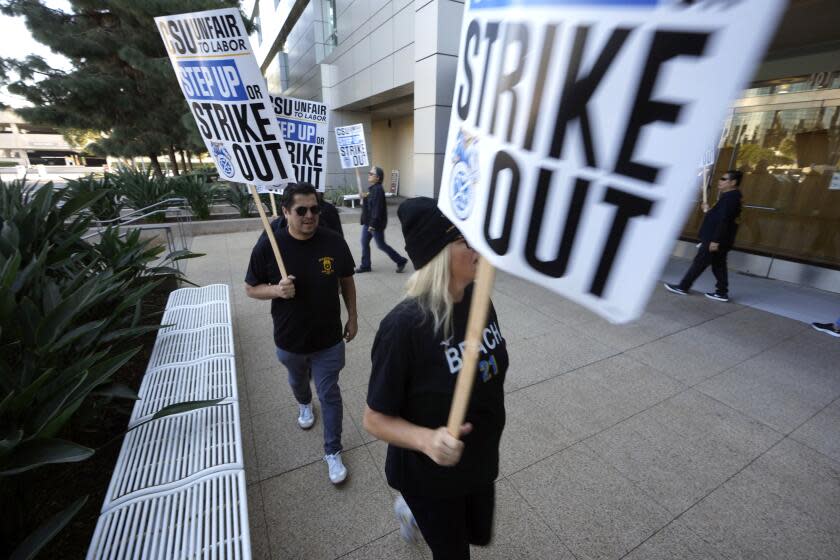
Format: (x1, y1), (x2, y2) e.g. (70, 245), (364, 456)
(367, 286), (508, 498)
(245, 227), (355, 353)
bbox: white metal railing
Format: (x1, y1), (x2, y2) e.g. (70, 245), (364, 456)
(146, 325), (235, 369)
(87, 282), (251, 559)
(129, 357), (237, 428)
(87, 471), (250, 560)
(160, 302), (231, 333)
(166, 284), (230, 308)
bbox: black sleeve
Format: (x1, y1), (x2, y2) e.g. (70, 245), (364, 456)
(336, 236), (356, 277)
(369, 185), (385, 229)
(320, 202), (344, 237)
(245, 237), (270, 286)
(367, 311), (412, 416)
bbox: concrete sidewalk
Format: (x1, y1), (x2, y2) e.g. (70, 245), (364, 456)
(186, 220), (840, 560)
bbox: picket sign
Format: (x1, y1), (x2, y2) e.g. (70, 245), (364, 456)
(156, 8), (298, 274)
(270, 192), (278, 217)
(440, 0), (785, 435)
(335, 124), (369, 196)
(271, 94), (330, 191)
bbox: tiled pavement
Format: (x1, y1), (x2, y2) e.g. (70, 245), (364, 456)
(186, 217), (840, 560)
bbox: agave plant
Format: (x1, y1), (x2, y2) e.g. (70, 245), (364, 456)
(110, 168), (173, 223)
(323, 185), (356, 206)
(64, 174), (123, 222)
(222, 183), (254, 218)
(171, 173), (220, 221)
(0, 178), (202, 558)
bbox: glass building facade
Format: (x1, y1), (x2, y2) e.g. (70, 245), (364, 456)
(682, 74), (840, 269)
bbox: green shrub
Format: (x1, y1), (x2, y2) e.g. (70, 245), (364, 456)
(324, 185), (357, 206)
(110, 168), (173, 223)
(171, 173), (219, 221)
(0, 178), (202, 557)
(222, 183), (253, 218)
(65, 174), (123, 222)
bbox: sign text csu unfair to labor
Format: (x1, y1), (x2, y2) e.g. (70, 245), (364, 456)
(157, 10), (295, 186)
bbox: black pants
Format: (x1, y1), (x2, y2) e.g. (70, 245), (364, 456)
(402, 484), (495, 560)
(678, 243), (729, 295)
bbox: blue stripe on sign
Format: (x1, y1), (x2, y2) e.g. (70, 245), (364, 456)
(277, 118), (318, 144)
(470, 0), (660, 9)
(177, 59), (247, 101)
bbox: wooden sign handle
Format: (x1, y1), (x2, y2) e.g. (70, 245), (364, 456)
(354, 167), (364, 196)
(270, 192), (278, 218)
(249, 185), (288, 279)
(446, 257), (496, 438)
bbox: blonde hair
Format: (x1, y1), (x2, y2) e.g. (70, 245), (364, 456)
(404, 245), (454, 338)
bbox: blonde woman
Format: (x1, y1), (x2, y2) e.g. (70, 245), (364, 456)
(363, 197), (508, 559)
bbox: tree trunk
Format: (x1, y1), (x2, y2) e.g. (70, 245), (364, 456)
(180, 150), (191, 172)
(149, 153), (164, 178)
(168, 144), (180, 176)
(186, 150), (194, 170)
(181, 150), (193, 171)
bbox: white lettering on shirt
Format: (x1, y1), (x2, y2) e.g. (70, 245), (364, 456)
(445, 347), (463, 373)
(444, 320), (504, 376)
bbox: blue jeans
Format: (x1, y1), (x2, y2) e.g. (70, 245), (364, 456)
(360, 227), (406, 270)
(276, 341), (345, 455)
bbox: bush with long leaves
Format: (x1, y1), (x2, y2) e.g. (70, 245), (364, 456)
(222, 183), (253, 218)
(64, 174), (123, 222)
(323, 185), (357, 206)
(0, 178), (201, 558)
(109, 168), (173, 223)
(171, 173), (220, 220)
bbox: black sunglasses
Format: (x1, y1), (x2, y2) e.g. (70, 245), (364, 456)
(293, 205), (321, 217)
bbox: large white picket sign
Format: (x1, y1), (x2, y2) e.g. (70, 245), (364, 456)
(335, 124), (369, 169)
(270, 94), (329, 191)
(156, 9), (296, 192)
(438, 0), (785, 323)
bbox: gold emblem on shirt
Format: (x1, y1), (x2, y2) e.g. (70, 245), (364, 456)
(319, 256), (335, 275)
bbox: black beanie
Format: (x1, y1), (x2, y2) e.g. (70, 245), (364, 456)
(398, 197), (462, 270)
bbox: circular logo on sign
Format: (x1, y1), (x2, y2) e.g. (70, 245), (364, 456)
(211, 142), (235, 179)
(449, 128), (479, 220)
(450, 161), (473, 220)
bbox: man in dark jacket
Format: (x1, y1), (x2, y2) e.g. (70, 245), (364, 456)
(666, 169), (743, 302)
(356, 166), (408, 273)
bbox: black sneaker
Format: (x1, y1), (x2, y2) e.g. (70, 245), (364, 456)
(354, 267), (371, 274)
(664, 283), (688, 296)
(396, 260), (407, 273)
(704, 292), (729, 302)
(812, 322), (840, 338)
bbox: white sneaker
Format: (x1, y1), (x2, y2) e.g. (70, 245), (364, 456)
(297, 403), (314, 429)
(324, 452), (347, 484)
(394, 494), (421, 544)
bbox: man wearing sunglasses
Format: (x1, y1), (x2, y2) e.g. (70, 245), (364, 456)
(271, 191), (344, 238)
(356, 166), (409, 273)
(665, 170), (743, 302)
(245, 182), (358, 485)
